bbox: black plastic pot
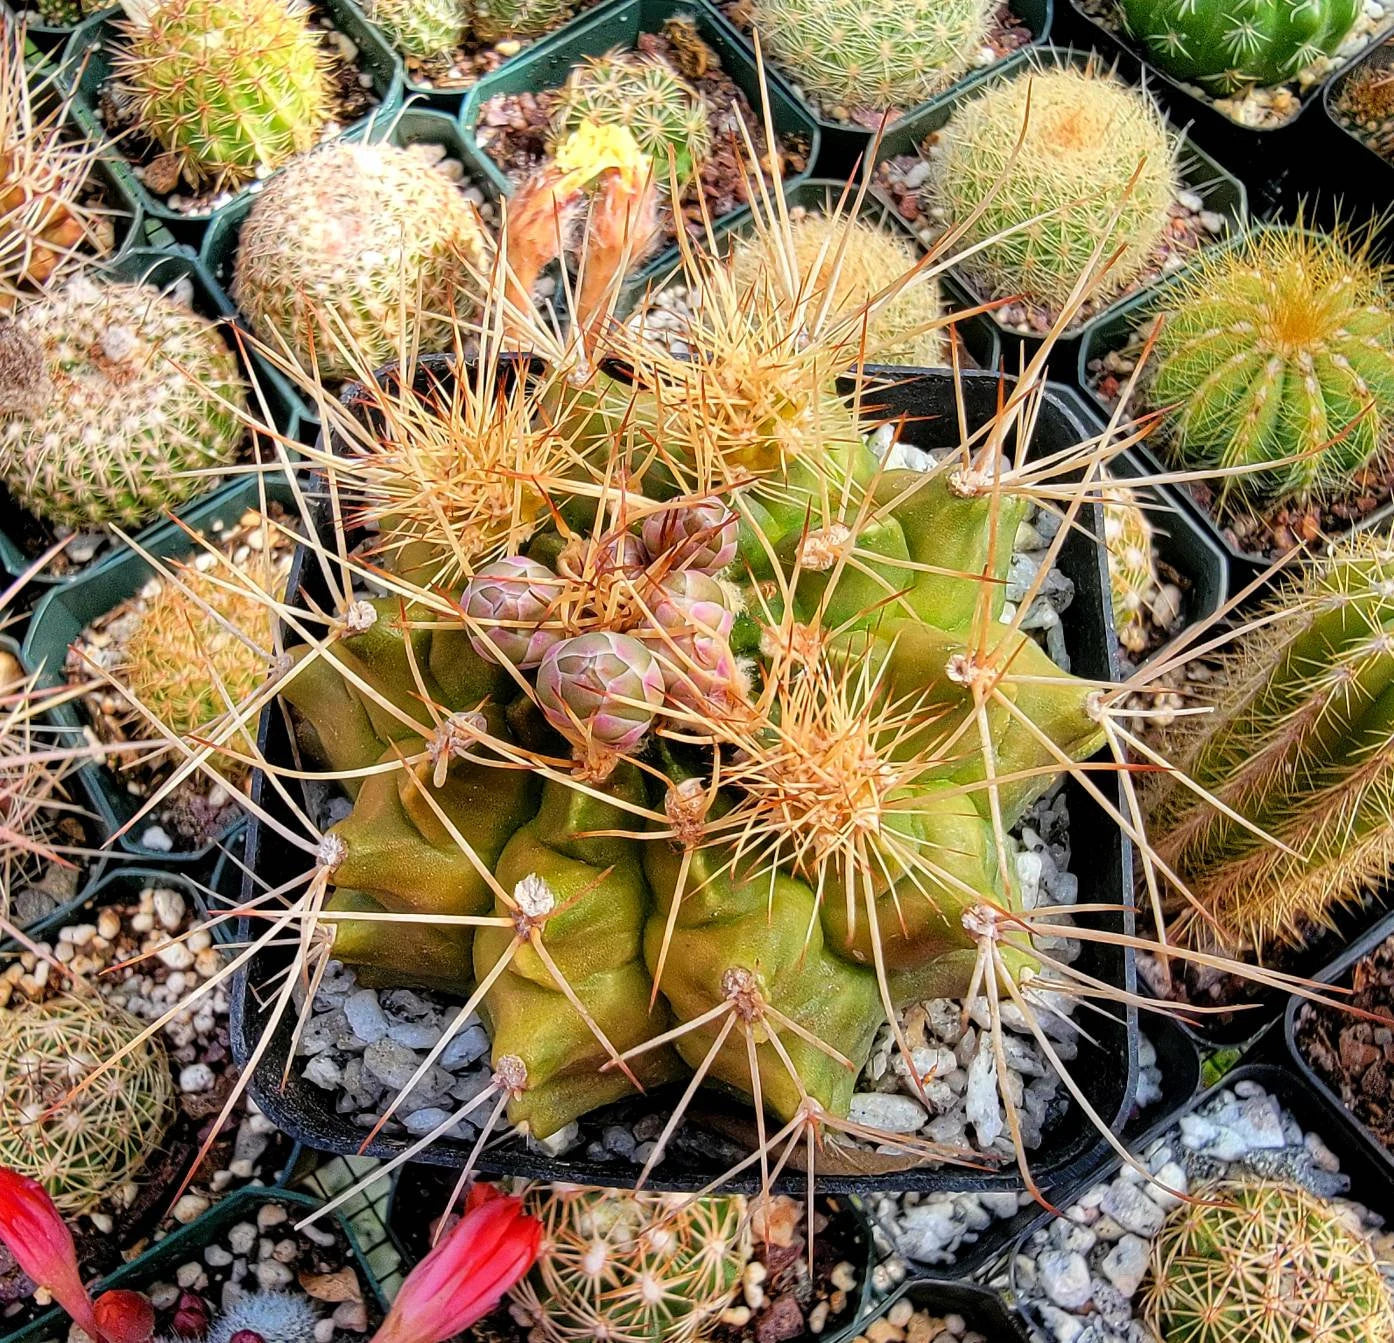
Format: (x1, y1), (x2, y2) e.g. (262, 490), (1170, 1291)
(1007, 1060), (1394, 1341)
(20, 475), (295, 865)
(870, 46), (1249, 371)
(457, 0), (820, 284)
(0, 1189), (386, 1343)
(230, 359), (1138, 1198)
(57, 0), (405, 244)
(1285, 899), (1394, 1178)
(0, 247), (305, 586)
(731, 0), (1051, 183)
(199, 106), (500, 428)
(618, 177), (1005, 372)
(1051, 0), (1394, 219)
(863, 1281), (1030, 1343)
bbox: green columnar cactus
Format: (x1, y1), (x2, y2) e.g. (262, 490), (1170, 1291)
(470, 0), (575, 42)
(1104, 486), (1159, 655)
(231, 141), (492, 382)
(550, 55), (711, 184)
(511, 1187), (751, 1343)
(1146, 532), (1394, 957)
(749, 0), (993, 113)
(933, 64), (1177, 309)
(1118, 0), (1361, 96)
(366, 0), (468, 57)
(1143, 1181), (1394, 1343)
(113, 0), (333, 192)
(0, 276), (247, 530)
(1145, 227), (1394, 515)
(0, 993), (173, 1213)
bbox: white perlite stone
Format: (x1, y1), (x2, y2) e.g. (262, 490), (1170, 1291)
(1038, 1249), (1091, 1310)
(964, 1044), (1001, 1148)
(1100, 1234), (1148, 1297)
(849, 1092), (930, 1133)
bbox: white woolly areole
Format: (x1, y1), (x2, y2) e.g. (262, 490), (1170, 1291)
(341, 600), (378, 634)
(513, 872), (556, 918)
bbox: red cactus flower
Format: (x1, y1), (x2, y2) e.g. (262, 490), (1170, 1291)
(0, 1167), (101, 1341)
(94, 1290), (156, 1343)
(370, 1184), (541, 1343)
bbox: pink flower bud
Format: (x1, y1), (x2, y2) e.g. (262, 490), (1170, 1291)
(0, 1167), (101, 1342)
(94, 1291), (155, 1343)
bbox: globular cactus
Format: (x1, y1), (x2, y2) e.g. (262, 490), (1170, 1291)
(1104, 486), (1159, 655)
(113, 0), (333, 192)
(470, 0), (575, 42)
(231, 140), (491, 382)
(1341, 58), (1394, 129)
(34, 0), (103, 22)
(365, 0), (468, 59)
(0, 993), (173, 1213)
(1119, 0), (1361, 97)
(727, 213), (945, 366)
(1143, 1180), (1394, 1343)
(1146, 531), (1394, 957)
(550, 55), (711, 184)
(932, 63), (1177, 309)
(207, 1293), (320, 1343)
(0, 276), (247, 531)
(510, 1186), (751, 1343)
(1145, 227), (1394, 515)
(749, 0), (993, 113)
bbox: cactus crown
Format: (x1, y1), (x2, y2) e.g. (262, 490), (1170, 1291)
(1143, 1180), (1394, 1343)
(207, 1292), (321, 1343)
(0, 992), (173, 1213)
(365, 0), (468, 58)
(114, 0), (333, 191)
(512, 1186), (751, 1343)
(933, 62), (1177, 309)
(551, 54), (711, 184)
(1147, 225), (1394, 513)
(749, 0), (993, 113)
(1342, 58), (1394, 126)
(469, 0), (575, 42)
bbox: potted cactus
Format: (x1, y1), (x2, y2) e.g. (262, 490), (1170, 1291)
(1323, 33), (1394, 214)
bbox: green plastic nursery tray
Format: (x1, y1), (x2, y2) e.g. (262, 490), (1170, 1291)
(458, 0), (821, 283)
(57, 0), (404, 239)
(20, 475), (296, 865)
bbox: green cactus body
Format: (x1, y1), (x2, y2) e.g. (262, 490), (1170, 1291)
(749, 0), (993, 113)
(113, 0), (333, 191)
(0, 276), (246, 531)
(933, 64), (1177, 310)
(231, 141), (492, 382)
(366, 0), (468, 57)
(1147, 532), (1394, 956)
(1118, 0), (1361, 96)
(1146, 228), (1394, 514)
(470, 0), (574, 42)
(550, 54), (711, 184)
(1104, 486), (1158, 655)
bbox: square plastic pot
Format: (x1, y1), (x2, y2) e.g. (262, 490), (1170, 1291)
(0, 1189), (386, 1343)
(228, 360), (1138, 1200)
(1053, 0), (1394, 218)
(199, 106), (500, 429)
(20, 475), (297, 865)
(457, 0), (821, 284)
(617, 176), (1005, 373)
(57, 0), (405, 243)
(870, 45), (1248, 370)
(0, 246), (306, 587)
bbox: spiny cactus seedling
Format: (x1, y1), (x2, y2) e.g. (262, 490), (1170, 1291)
(749, 0), (993, 113)
(550, 54), (711, 184)
(933, 63), (1177, 310)
(1104, 486), (1159, 656)
(1143, 1180), (1394, 1343)
(231, 140), (491, 382)
(33, 0), (104, 23)
(113, 0), (333, 192)
(0, 993), (173, 1213)
(207, 1292), (321, 1343)
(365, 0), (468, 59)
(728, 212), (945, 366)
(1342, 57), (1394, 127)
(1146, 531), (1394, 957)
(0, 275), (247, 531)
(510, 1186), (751, 1343)
(1119, 0), (1361, 97)
(470, 0), (575, 42)
(1145, 226), (1394, 515)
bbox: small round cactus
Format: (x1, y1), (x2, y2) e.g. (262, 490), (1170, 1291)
(1119, 0), (1361, 96)
(470, 0), (575, 42)
(511, 1186), (751, 1343)
(207, 1292), (321, 1343)
(1104, 486), (1158, 655)
(1145, 227), (1394, 513)
(461, 556), (562, 669)
(1143, 1180), (1394, 1343)
(933, 64), (1177, 309)
(749, 0), (993, 113)
(366, 0), (468, 58)
(113, 0), (333, 192)
(0, 276), (247, 531)
(727, 213), (944, 366)
(535, 631), (665, 753)
(231, 140), (491, 382)
(550, 55), (711, 184)
(0, 993), (174, 1213)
